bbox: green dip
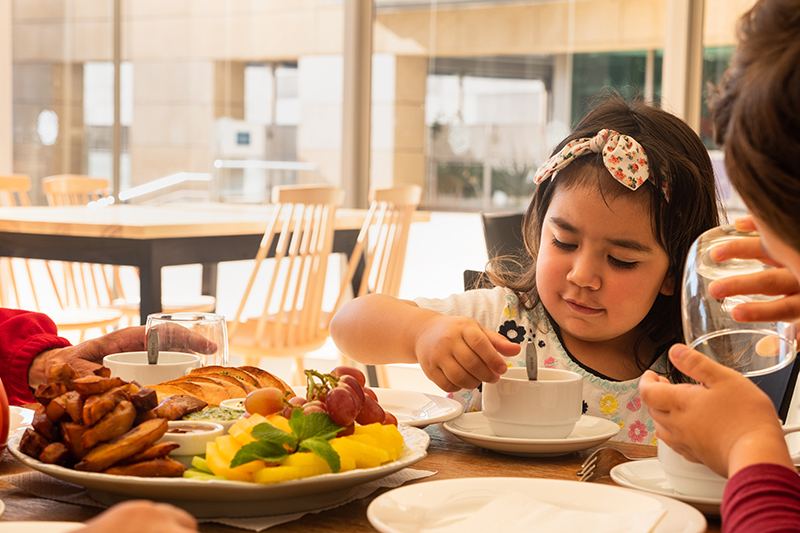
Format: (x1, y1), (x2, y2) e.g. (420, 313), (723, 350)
(183, 407), (245, 421)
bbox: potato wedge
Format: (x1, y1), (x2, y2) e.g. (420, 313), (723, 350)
(74, 418), (168, 472)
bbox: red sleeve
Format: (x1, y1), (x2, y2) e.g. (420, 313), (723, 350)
(722, 463), (800, 533)
(0, 308), (72, 405)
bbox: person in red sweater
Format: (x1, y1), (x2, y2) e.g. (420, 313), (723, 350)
(638, 0), (800, 531)
(0, 308), (146, 405)
(1, 308), (201, 531)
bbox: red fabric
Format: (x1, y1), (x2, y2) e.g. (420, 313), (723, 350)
(0, 308), (72, 405)
(722, 463), (800, 533)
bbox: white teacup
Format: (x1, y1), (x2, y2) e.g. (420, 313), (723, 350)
(658, 441), (727, 499)
(482, 367), (583, 439)
(103, 351), (202, 386)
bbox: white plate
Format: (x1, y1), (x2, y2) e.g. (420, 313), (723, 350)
(9, 406), (35, 436)
(291, 387), (463, 428)
(610, 459), (721, 516)
(8, 424), (430, 518)
(0, 499), (4, 518)
(367, 477), (707, 533)
(0, 523), (83, 533)
(443, 412), (620, 456)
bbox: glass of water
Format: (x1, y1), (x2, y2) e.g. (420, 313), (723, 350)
(145, 312), (229, 367)
(682, 226), (797, 376)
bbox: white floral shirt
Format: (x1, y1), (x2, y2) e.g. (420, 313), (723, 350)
(414, 286), (668, 445)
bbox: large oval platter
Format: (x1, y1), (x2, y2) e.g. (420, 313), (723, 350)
(9, 424), (429, 518)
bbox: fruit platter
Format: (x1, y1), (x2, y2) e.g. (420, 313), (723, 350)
(9, 364), (430, 517)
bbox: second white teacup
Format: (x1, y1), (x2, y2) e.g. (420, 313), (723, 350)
(658, 440), (727, 499)
(103, 351), (202, 386)
(482, 367), (583, 439)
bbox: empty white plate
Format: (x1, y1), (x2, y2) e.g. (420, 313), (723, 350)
(367, 477), (706, 533)
(443, 412), (620, 456)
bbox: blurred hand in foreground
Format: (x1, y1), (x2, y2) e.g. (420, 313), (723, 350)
(82, 500), (198, 533)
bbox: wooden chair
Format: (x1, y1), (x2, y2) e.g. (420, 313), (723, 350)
(42, 175), (217, 324)
(0, 174), (123, 341)
(333, 185), (422, 387)
(227, 185), (345, 384)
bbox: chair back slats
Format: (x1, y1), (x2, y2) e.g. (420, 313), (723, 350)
(0, 174), (32, 207)
(229, 186), (342, 360)
(42, 175), (111, 206)
(0, 174), (122, 340)
(334, 185), (421, 313)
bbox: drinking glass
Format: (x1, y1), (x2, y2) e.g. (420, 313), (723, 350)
(682, 226), (797, 376)
(145, 312), (229, 367)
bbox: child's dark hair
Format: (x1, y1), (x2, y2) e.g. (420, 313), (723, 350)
(709, 0), (800, 253)
(488, 95), (722, 381)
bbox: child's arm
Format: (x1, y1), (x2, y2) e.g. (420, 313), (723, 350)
(329, 293), (520, 392)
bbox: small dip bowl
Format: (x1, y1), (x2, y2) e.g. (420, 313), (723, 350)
(157, 420), (224, 467)
(182, 405), (246, 433)
(220, 398), (246, 411)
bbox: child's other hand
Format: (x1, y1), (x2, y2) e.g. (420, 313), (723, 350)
(415, 314), (520, 392)
(708, 216), (800, 325)
(639, 344), (792, 478)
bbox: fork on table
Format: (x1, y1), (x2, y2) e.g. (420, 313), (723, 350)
(577, 447), (649, 482)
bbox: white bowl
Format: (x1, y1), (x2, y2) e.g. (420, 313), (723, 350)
(156, 420), (225, 467)
(103, 351), (202, 386)
(657, 441), (726, 498)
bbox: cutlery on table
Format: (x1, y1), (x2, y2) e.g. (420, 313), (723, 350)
(577, 447), (649, 482)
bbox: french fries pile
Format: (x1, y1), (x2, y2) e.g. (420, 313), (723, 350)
(19, 363), (207, 477)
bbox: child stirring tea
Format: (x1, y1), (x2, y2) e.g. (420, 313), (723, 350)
(331, 96), (721, 443)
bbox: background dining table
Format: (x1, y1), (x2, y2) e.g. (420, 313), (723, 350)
(0, 422), (721, 532)
(0, 203), (430, 325)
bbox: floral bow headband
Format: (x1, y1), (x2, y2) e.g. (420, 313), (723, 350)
(533, 129), (669, 202)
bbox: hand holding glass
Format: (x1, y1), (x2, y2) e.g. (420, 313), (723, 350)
(145, 313), (229, 367)
(682, 226), (796, 376)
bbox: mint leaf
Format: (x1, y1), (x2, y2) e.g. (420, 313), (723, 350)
(231, 440), (289, 468)
(299, 437), (341, 473)
(251, 422), (298, 449)
(288, 409), (342, 441)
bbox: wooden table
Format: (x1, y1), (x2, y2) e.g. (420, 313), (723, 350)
(0, 203), (428, 325)
(0, 424), (721, 532)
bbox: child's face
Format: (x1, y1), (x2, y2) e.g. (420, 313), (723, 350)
(536, 183), (673, 348)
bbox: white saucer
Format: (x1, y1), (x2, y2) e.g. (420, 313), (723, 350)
(367, 477), (706, 533)
(610, 459), (722, 516)
(443, 412), (620, 456)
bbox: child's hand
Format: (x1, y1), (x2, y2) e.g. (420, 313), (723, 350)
(708, 216), (800, 325)
(414, 314), (520, 392)
(639, 344), (793, 478)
